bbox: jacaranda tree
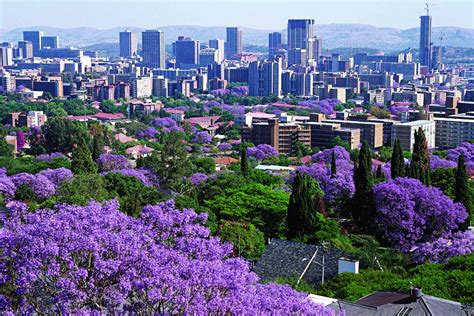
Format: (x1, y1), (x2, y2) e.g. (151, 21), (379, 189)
(0, 200), (333, 314)
(374, 177), (468, 252)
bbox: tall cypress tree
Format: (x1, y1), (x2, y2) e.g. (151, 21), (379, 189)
(455, 154), (472, 229)
(71, 135), (97, 174)
(240, 148), (249, 177)
(331, 151), (337, 178)
(391, 139), (405, 179)
(351, 141), (376, 232)
(287, 173), (324, 240)
(411, 128), (431, 185)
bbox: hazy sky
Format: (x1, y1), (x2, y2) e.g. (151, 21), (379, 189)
(1, 0), (473, 30)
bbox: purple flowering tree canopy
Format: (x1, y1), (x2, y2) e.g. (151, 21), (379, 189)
(193, 131), (212, 144)
(218, 143), (232, 152)
(413, 231), (474, 264)
(96, 154), (131, 172)
(0, 199), (331, 314)
(374, 177), (468, 252)
(311, 146), (350, 164)
(247, 144), (278, 161)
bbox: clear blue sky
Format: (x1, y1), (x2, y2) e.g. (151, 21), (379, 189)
(1, 0), (472, 30)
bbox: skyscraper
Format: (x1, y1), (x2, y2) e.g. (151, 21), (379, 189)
(313, 36), (322, 63)
(23, 31), (43, 56)
(209, 39), (225, 62)
(119, 30), (138, 58)
(18, 41), (33, 59)
(41, 36), (59, 49)
(249, 57), (282, 97)
(268, 32), (282, 58)
(142, 30), (165, 69)
(419, 14), (432, 69)
(287, 19), (314, 65)
(225, 27), (242, 59)
(175, 37), (199, 69)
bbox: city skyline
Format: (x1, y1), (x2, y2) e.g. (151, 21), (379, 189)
(0, 0), (473, 31)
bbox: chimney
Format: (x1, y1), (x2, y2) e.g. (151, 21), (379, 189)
(410, 287), (422, 301)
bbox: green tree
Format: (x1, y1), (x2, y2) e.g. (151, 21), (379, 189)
(331, 151), (337, 177)
(0, 138), (13, 158)
(286, 173), (325, 240)
(103, 172), (164, 217)
(218, 221), (266, 261)
(143, 132), (191, 189)
(455, 155), (472, 229)
(377, 146), (393, 162)
(204, 183), (289, 238)
(391, 139), (405, 179)
(351, 141), (376, 233)
(410, 128), (431, 185)
(56, 174), (109, 205)
(240, 147), (249, 177)
(431, 168), (456, 198)
(331, 136), (350, 151)
(71, 135), (97, 174)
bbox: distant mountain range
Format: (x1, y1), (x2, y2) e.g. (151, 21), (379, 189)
(1, 24), (473, 51)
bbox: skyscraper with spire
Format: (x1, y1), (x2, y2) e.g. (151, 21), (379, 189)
(419, 6), (432, 69)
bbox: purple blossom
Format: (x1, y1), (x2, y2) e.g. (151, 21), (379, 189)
(96, 154), (131, 172)
(36, 152), (66, 161)
(374, 177), (468, 252)
(101, 168), (159, 187)
(189, 173), (208, 186)
(413, 231), (474, 264)
(218, 143), (232, 152)
(311, 146), (350, 164)
(136, 126), (158, 139)
(247, 144), (278, 161)
(10, 173), (56, 200)
(152, 117), (183, 133)
(16, 131), (25, 151)
(430, 154), (457, 169)
(193, 131), (212, 144)
(0, 199), (327, 314)
(37, 168), (73, 187)
(292, 160), (354, 212)
(447, 142), (474, 175)
(0, 176), (16, 199)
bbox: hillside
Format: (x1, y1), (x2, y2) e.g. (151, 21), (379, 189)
(1, 24), (473, 51)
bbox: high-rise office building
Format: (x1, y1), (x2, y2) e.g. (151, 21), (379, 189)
(23, 31), (43, 56)
(41, 36), (59, 49)
(142, 30), (165, 69)
(225, 27), (242, 59)
(431, 45), (442, 70)
(419, 14), (432, 69)
(268, 32), (282, 57)
(0, 46), (13, 66)
(119, 30), (138, 58)
(175, 37), (199, 69)
(313, 36), (322, 63)
(287, 19), (314, 65)
(199, 48), (219, 67)
(209, 39), (225, 62)
(249, 57), (282, 97)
